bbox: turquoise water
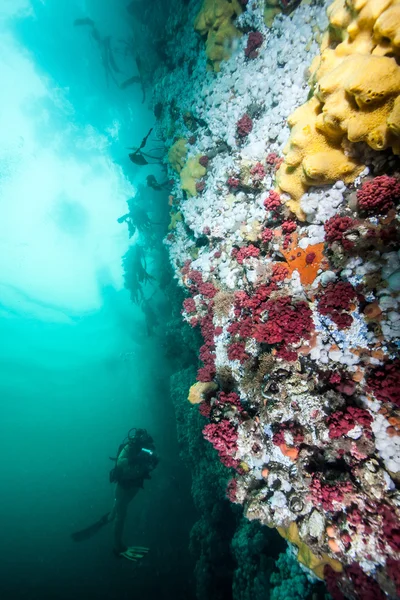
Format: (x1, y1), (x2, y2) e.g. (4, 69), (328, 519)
(0, 2), (195, 598)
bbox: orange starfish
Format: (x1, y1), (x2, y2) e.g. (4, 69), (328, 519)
(279, 233), (327, 286)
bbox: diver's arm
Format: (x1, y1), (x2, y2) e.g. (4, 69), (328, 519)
(116, 445), (130, 470)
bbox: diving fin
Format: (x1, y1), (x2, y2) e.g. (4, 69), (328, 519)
(119, 75), (141, 90)
(71, 512), (110, 542)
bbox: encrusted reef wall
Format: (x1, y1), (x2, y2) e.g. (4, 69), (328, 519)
(152, 0), (400, 597)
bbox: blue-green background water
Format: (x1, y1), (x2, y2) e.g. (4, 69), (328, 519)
(0, 1), (196, 598)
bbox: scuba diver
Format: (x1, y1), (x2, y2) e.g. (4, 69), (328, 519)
(119, 56), (146, 102)
(74, 18), (144, 94)
(74, 18), (122, 87)
(141, 295), (159, 336)
(71, 428), (159, 561)
(146, 174), (171, 191)
(122, 244), (156, 304)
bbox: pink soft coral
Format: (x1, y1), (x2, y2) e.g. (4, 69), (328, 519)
(318, 282), (357, 330)
(264, 190), (281, 212)
(236, 244), (260, 264)
(245, 31), (263, 59)
(203, 420), (239, 469)
(357, 175), (400, 214)
(236, 114), (253, 137)
(367, 361), (400, 407)
(327, 406), (372, 439)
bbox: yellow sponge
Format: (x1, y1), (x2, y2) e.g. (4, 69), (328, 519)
(180, 156), (207, 196)
(194, 0), (243, 71)
(277, 521), (343, 580)
(167, 139), (188, 173)
(374, 3), (400, 55)
(388, 95), (400, 137)
(277, 97), (363, 218)
(188, 381), (218, 404)
(278, 0), (400, 217)
(168, 211), (183, 230)
(316, 54), (400, 152)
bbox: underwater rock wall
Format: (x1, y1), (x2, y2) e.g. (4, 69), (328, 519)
(153, 0), (400, 598)
(170, 364), (291, 600)
(170, 366), (239, 600)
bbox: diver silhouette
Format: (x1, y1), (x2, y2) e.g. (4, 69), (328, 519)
(71, 428), (159, 561)
(73, 17), (145, 96)
(73, 18), (122, 87)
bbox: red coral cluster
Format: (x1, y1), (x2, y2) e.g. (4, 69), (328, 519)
(196, 180), (206, 193)
(187, 269), (217, 299)
(250, 161), (266, 181)
(357, 175), (400, 214)
(227, 176), (240, 188)
(324, 565), (346, 600)
(379, 504), (400, 552)
(266, 152), (278, 165)
(226, 478), (238, 503)
(236, 244), (260, 264)
(228, 317), (254, 339)
(318, 281), (357, 329)
(310, 477), (354, 512)
(272, 422), (304, 446)
(264, 190), (281, 212)
(271, 263), (289, 282)
(282, 234), (292, 249)
(330, 372), (342, 384)
(281, 220), (297, 234)
(324, 215), (356, 250)
(198, 282), (218, 298)
(276, 345), (298, 361)
(198, 401), (212, 418)
(199, 155), (209, 167)
(181, 259), (192, 275)
(218, 391), (243, 411)
(239, 318), (254, 338)
(227, 341), (249, 363)
(183, 297), (196, 314)
(336, 379), (356, 397)
(346, 564), (386, 600)
(347, 506), (366, 528)
(261, 227), (274, 244)
(197, 311), (216, 382)
(236, 113), (253, 137)
(198, 345), (215, 382)
(203, 420), (239, 469)
(265, 153), (283, 170)
(252, 297), (313, 346)
(234, 284), (276, 311)
(245, 31), (263, 59)
(230, 287), (312, 363)
(327, 406), (372, 439)
(188, 269), (203, 286)
(366, 361), (400, 407)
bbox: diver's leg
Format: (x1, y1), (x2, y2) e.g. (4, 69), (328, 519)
(108, 500), (117, 523)
(112, 484), (139, 554)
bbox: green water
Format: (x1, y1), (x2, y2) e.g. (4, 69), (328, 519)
(0, 1), (195, 598)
